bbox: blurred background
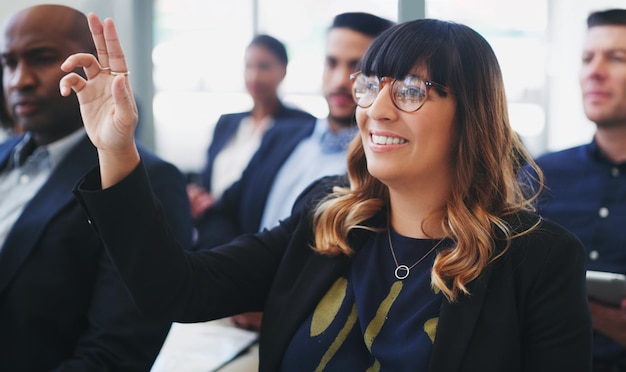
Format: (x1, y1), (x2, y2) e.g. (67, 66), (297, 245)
(0, 0), (623, 174)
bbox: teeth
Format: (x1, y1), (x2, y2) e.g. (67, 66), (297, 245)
(372, 134), (407, 145)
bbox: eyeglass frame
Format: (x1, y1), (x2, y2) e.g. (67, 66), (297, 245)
(349, 71), (450, 113)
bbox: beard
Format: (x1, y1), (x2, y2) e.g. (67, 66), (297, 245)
(593, 116), (626, 129)
(329, 112), (355, 128)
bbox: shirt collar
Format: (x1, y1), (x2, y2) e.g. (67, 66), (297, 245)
(46, 128), (86, 168)
(11, 133), (37, 167)
(12, 129), (86, 169)
(317, 118), (358, 154)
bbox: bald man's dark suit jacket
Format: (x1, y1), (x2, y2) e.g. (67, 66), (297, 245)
(0, 134), (192, 371)
(76, 165), (593, 372)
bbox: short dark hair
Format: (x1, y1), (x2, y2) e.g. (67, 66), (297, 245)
(248, 34), (288, 65)
(330, 12), (394, 38)
(587, 9), (626, 28)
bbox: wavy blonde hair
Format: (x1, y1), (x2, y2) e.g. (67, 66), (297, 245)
(311, 19), (543, 302)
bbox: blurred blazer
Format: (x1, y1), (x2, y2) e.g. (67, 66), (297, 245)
(0, 134), (193, 371)
(195, 114), (317, 249)
(200, 103), (315, 190)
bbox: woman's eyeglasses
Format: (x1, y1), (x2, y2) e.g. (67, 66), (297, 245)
(350, 71), (449, 112)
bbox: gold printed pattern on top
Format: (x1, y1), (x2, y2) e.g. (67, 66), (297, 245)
(307, 275), (439, 369)
(314, 303), (359, 372)
(424, 317), (439, 343)
(311, 277), (348, 337)
(363, 280), (403, 351)
(366, 358), (381, 372)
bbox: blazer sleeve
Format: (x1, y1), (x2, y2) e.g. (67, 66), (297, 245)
(200, 114), (243, 190)
(142, 153), (194, 250)
(75, 161), (301, 322)
(519, 221), (592, 371)
(53, 249), (172, 372)
(53, 156), (192, 371)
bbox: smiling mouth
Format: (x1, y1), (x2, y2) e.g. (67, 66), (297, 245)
(372, 134), (407, 145)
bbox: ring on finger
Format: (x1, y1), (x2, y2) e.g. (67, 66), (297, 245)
(100, 67), (111, 72)
(110, 70), (130, 77)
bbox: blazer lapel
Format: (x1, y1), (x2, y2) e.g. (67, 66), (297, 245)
(240, 119), (316, 233)
(260, 216), (375, 371)
(210, 113), (248, 158)
(0, 136), (97, 294)
(428, 265), (493, 372)
(0, 135), (22, 171)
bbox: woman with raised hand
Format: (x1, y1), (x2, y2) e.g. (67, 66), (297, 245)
(63, 13), (592, 371)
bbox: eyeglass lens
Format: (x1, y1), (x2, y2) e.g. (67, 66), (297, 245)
(352, 74), (429, 112)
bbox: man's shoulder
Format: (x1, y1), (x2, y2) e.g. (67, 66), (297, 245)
(274, 111), (317, 129)
(534, 143), (589, 169)
(291, 174), (348, 215)
(218, 112), (249, 122)
(263, 117), (317, 141)
(136, 144), (161, 163)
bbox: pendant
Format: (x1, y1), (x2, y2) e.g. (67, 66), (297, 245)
(395, 264), (410, 280)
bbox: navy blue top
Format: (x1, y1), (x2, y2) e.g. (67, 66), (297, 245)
(535, 139), (626, 361)
(281, 229), (444, 371)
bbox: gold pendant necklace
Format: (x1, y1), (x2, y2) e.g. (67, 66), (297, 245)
(387, 228), (444, 280)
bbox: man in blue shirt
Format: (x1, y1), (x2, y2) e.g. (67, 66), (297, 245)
(534, 8), (626, 372)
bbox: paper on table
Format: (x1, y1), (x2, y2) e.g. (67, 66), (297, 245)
(151, 319), (259, 372)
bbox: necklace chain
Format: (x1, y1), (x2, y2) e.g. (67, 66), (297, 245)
(387, 228), (444, 280)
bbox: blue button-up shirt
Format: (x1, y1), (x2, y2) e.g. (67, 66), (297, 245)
(534, 139), (626, 361)
(258, 118), (357, 231)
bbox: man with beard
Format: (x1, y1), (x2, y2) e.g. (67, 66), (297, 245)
(0, 5), (192, 371)
(534, 8), (626, 372)
(193, 12), (393, 331)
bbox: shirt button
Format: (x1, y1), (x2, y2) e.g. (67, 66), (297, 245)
(87, 219), (92, 225)
(611, 167), (620, 177)
(19, 174), (30, 184)
(589, 250), (599, 261)
(599, 207), (609, 218)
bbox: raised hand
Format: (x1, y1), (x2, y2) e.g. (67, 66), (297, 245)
(59, 13), (140, 188)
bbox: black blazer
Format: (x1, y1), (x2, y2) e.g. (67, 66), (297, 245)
(76, 163), (593, 372)
(0, 135), (193, 371)
(200, 103), (315, 190)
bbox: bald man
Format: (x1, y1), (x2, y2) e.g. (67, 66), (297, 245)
(0, 5), (192, 371)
